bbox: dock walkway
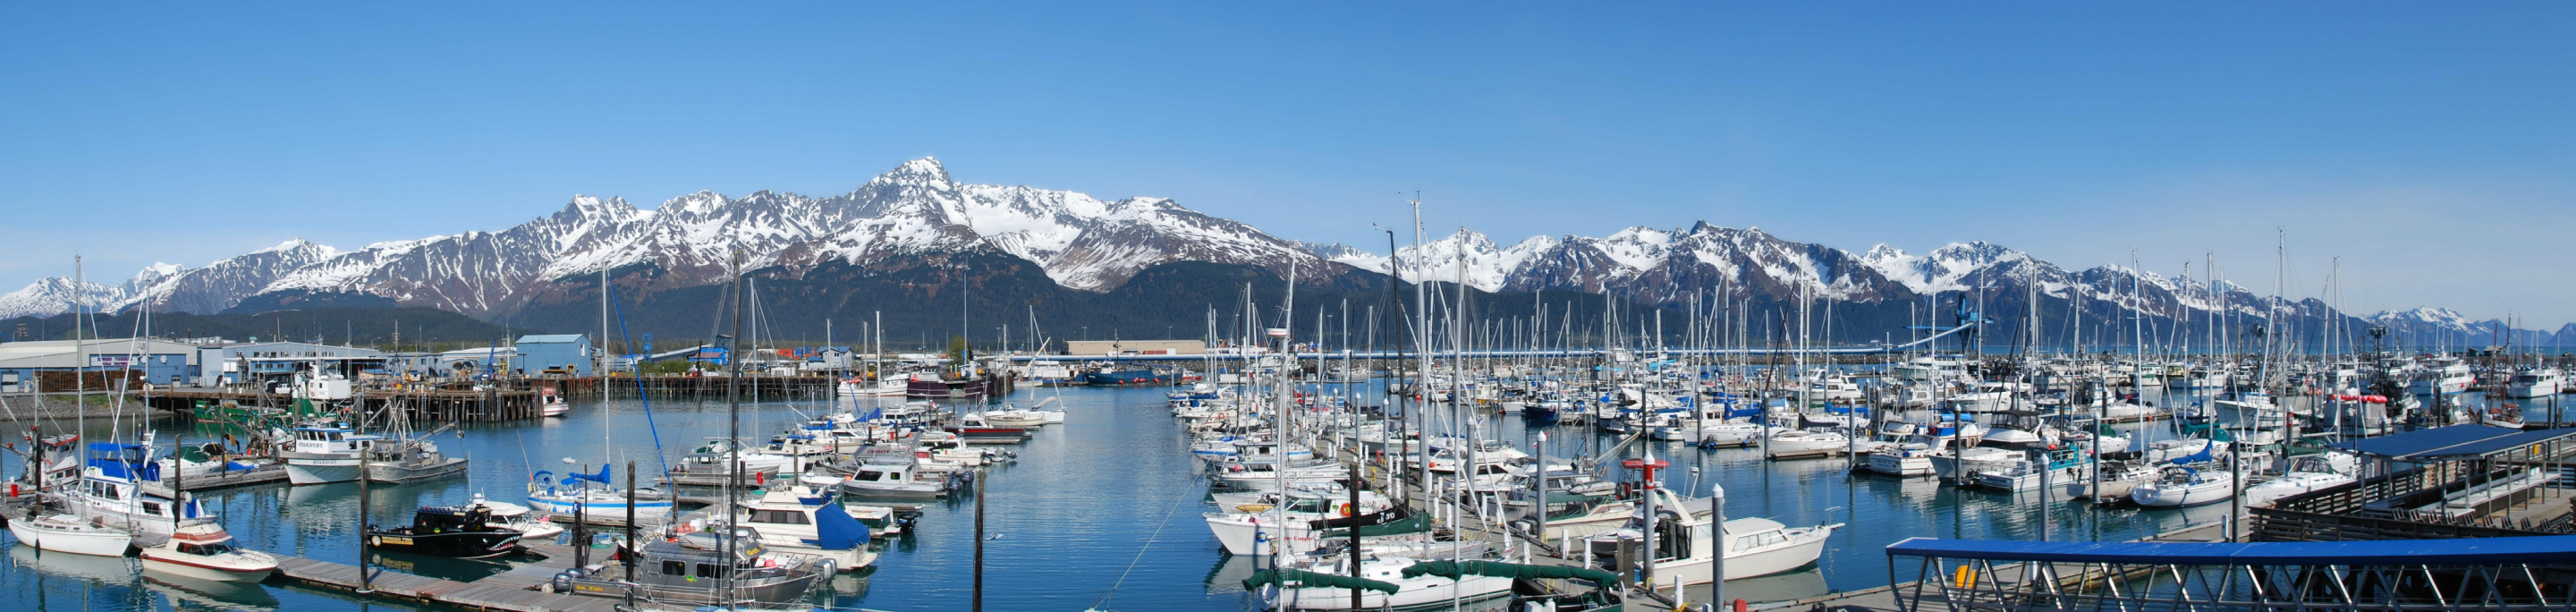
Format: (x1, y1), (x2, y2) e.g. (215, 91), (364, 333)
(267, 536), (691, 611)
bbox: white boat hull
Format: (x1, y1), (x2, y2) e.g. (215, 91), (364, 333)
(284, 460), (361, 485)
(141, 552), (276, 582)
(8, 521), (132, 557)
(1275, 574), (1513, 610)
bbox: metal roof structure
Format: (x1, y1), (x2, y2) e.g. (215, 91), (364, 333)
(1886, 534), (2576, 565)
(2324, 424), (2576, 462)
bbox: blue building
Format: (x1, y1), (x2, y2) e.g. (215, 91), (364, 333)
(514, 335), (594, 377)
(0, 339), (201, 391)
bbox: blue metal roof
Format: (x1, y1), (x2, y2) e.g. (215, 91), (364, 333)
(1887, 535), (2576, 565)
(2324, 424), (2576, 461)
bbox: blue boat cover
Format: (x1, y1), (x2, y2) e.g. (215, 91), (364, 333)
(1886, 534), (2576, 565)
(2325, 424), (2576, 461)
(807, 504), (869, 549)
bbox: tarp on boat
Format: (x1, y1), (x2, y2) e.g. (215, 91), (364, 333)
(1401, 560), (1618, 583)
(1242, 569), (1401, 593)
(1317, 514), (1431, 539)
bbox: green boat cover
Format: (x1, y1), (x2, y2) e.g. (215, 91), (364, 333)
(1545, 492), (1609, 506)
(1402, 560), (1618, 583)
(1318, 514), (1431, 539)
(1242, 569), (1401, 593)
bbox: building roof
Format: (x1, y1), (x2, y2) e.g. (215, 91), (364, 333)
(516, 334), (589, 344)
(2324, 424), (2576, 462)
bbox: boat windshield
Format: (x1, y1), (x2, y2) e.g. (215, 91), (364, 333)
(179, 540), (236, 556)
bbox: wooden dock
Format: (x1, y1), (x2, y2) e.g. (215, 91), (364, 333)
(268, 537), (702, 611)
(147, 387), (546, 421)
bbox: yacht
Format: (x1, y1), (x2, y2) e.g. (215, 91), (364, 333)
(834, 456), (951, 501)
(539, 387), (571, 417)
(1867, 442), (1939, 477)
(2244, 453), (2360, 508)
(2407, 359), (2477, 395)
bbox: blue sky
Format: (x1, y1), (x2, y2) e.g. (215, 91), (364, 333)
(4, 3), (2571, 326)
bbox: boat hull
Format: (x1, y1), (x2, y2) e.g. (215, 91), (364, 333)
(141, 552), (276, 582)
(7, 521), (132, 557)
(284, 457), (361, 485)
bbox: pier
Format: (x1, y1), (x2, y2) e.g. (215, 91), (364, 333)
(268, 539), (675, 612)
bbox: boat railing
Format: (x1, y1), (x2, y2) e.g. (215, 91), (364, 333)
(1887, 534), (2576, 612)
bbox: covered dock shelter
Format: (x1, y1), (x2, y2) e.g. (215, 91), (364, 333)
(2251, 424), (2576, 541)
(1886, 534), (2576, 611)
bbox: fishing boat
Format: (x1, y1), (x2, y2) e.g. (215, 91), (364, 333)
(281, 421), (379, 485)
(2130, 465), (2235, 508)
(365, 505), (525, 558)
(552, 527), (834, 606)
(140, 521), (277, 582)
(362, 430), (467, 483)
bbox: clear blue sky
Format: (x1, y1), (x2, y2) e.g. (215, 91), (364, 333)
(4, 3), (2571, 326)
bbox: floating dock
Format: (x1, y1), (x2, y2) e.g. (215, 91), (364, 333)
(268, 540), (682, 612)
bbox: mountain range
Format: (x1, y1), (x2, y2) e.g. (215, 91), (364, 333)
(4, 157), (2563, 349)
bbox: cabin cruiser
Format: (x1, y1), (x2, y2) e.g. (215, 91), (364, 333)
(1582, 487), (1840, 584)
(1764, 428), (1849, 459)
(468, 493), (564, 540)
(2504, 368), (2566, 398)
(552, 527), (833, 606)
(2130, 465), (2235, 508)
(1969, 447), (2091, 492)
(539, 387), (570, 417)
(1867, 442), (1940, 477)
(834, 456), (951, 501)
(2407, 359), (2477, 395)
(281, 421), (380, 485)
(669, 438), (796, 483)
(365, 504), (526, 558)
(716, 489), (878, 570)
(140, 521), (277, 582)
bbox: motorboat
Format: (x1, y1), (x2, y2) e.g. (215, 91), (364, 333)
(2243, 453), (2360, 508)
(362, 433), (468, 484)
(1582, 487), (1840, 584)
(140, 521), (277, 582)
(1867, 442), (1939, 477)
(716, 489), (878, 570)
(1262, 555), (1516, 610)
(1205, 490), (1406, 557)
(835, 457), (950, 501)
(552, 527), (834, 606)
(2130, 465), (2235, 508)
(2067, 461), (2158, 502)
(2504, 368), (2566, 398)
(469, 493), (564, 540)
(365, 504), (525, 558)
(539, 387), (570, 417)
(1764, 429), (1849, 459)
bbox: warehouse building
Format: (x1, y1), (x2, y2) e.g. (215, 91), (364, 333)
(514, 334), (594, 377)
(0, 338), (201, 392)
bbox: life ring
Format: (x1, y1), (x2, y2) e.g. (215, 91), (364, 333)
(1337, 503), (1354, 517)
(369, 536), (383, 547)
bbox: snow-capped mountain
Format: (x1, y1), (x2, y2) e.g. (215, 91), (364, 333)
(4, 157), (1331, 319)
(1, 156), (2558, 345)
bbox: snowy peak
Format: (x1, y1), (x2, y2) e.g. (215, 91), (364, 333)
(2372, 306), (2479, 331)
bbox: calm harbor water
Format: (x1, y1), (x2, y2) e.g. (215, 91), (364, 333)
(0, 382), (2562, 611)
